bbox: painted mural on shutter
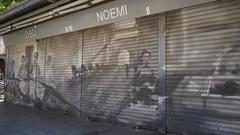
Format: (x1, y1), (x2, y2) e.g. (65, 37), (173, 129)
(6, 14), (165, 130)
(36, 32), (82, 112)
(166, 0), (240, 134)
(82, 14), (163, 129)
(6, 43), (36, 104)
(6, 32), (83, 113)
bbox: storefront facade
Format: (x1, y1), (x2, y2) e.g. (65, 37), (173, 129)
(3, 0), (240, 134)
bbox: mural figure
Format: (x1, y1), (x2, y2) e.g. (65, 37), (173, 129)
(42, 55), (57, 107)
(7, 60), (18, 97)
(116, 49), (161, 127)
(6, 50), (81, 112)
(131, 49), (158, 106)
(29, 52), (44, 104)
(18, 55), (29, 102)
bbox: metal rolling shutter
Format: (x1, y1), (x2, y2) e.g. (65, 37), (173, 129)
(38, 32), (82, 112)
(6, 43), (36, 105)
(82, 15), (161, 129)
(166, 0), (240, 134)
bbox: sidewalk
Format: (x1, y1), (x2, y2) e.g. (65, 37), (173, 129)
(0, 102), (160, 135)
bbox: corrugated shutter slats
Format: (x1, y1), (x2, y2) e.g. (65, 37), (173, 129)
(166, 0), (240, 134)
(82, 15), (161, 129)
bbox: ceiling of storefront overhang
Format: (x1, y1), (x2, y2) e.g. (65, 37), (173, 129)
(0, 0), (57, 24)
(0, 0), (111, 35)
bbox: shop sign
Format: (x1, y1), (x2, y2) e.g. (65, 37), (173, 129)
(25, 28), (37, 40)
(96, 4), (128, 22)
